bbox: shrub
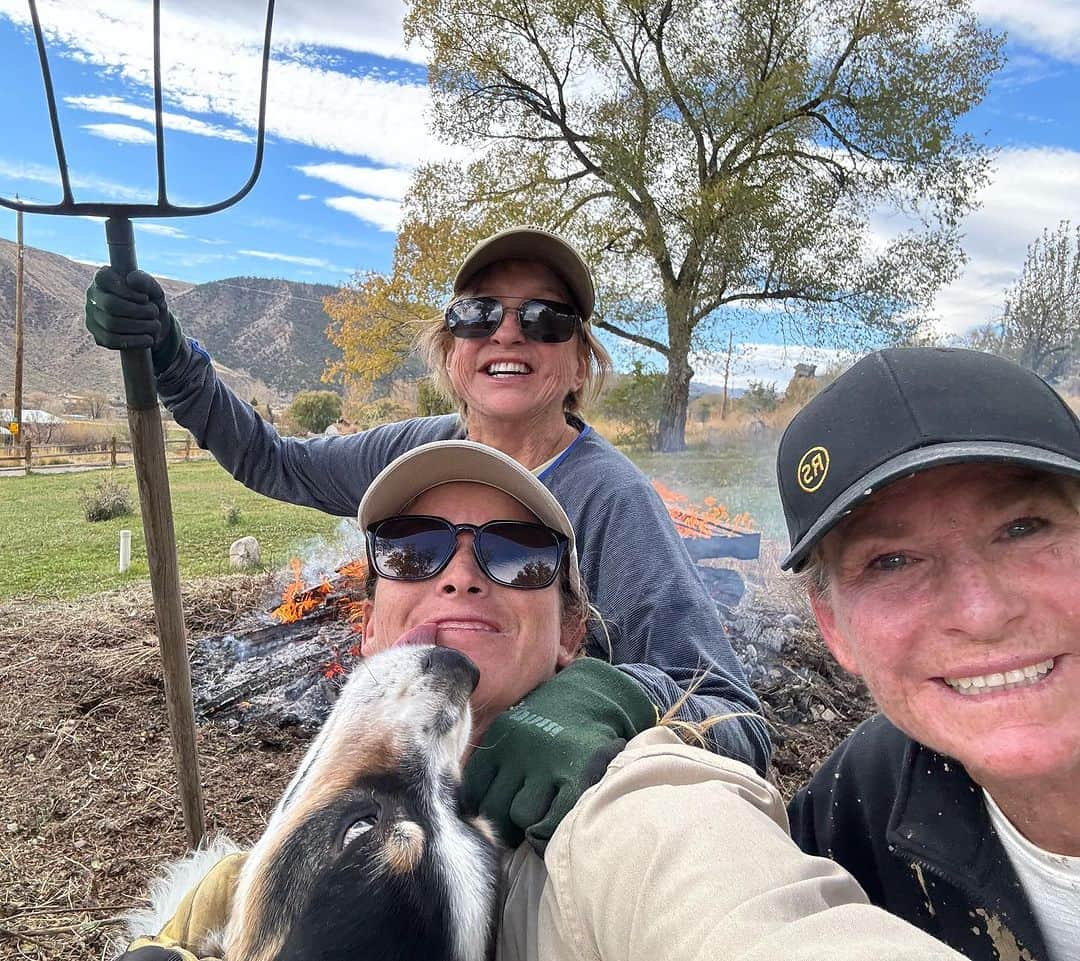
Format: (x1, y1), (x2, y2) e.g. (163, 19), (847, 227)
(417, 379), (453, 417)
(738, 380), (780, 414)
(286, 390), (343, 434)
(222, 501), (242, 527)
(81, 474), (134, 522)
(353, 397), (412, 430)
(598, 361), (666, 448)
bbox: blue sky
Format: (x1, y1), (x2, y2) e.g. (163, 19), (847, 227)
(0, 0), (1078, 388)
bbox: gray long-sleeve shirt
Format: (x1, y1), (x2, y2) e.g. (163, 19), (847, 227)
(159, 340), (770, 772)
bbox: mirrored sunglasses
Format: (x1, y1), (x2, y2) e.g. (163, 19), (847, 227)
(444, 296), (582, 343)
(366, 515), (568, 589)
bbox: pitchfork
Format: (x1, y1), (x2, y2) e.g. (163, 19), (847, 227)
(1, 0), (277, 847)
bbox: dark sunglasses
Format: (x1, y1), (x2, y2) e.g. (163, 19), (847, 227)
(366, 515), (568, 589)
(444, 296), (582, 343)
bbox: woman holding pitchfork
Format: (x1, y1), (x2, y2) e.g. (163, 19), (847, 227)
(85, 224), (768, 851)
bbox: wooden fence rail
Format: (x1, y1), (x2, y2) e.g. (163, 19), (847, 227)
(0, 434), (204, 473)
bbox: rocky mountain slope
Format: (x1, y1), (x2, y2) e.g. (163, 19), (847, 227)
(0, 239), (343, 403)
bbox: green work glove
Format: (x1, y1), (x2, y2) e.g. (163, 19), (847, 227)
(463, 657), (657, 854)
(85, 267), (185, 373)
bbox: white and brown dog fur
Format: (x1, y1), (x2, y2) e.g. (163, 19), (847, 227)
(123, 644), (501, 961)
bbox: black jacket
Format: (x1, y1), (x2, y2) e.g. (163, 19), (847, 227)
(788, 714), (1049, 961)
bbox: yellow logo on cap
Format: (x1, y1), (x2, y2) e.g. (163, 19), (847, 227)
(797, 446), (830, 493)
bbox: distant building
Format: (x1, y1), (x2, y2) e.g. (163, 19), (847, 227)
(0, 408), (62, 423)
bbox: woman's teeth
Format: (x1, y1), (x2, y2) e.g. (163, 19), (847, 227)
(438, 621), (494, 632)
(944, 657), (1055, 695)
(486, 361), (530, 376)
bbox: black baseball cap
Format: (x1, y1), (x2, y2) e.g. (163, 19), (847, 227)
(777, 347), (1080, 571)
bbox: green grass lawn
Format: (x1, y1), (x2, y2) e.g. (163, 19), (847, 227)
(0, 460), (344, 600)
(0, 434), (783, 602)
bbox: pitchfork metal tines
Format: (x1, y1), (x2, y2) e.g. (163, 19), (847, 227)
(1, 0), (275, 220)
(2, 0), (277, 849)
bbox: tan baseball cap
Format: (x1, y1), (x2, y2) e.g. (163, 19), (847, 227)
(453, 225), (595, 320)
(358, 440), (583, 593)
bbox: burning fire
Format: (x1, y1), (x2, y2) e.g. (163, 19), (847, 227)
(651, 481), (754, 537)
(268, 558), (371, 680)
(271, 557), (369, 627)
(272, 558), (332, 623)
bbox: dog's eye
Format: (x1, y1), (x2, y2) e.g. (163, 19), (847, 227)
(342, 814), (379, 847)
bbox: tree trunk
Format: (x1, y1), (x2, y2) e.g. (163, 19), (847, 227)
(657, 348), (693, 452)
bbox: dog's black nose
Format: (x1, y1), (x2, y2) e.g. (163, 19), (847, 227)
(423, 647), (480, 692)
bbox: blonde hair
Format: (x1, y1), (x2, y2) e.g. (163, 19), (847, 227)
(655, 671), (765, 749)
(794, 544), (831, 599)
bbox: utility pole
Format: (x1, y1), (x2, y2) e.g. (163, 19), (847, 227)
(720, 331), (733, 420)
(12, 208), (24, 440)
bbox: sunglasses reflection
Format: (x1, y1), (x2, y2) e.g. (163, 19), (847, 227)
(368, 516), (564, 589)
(445, 297), (581, 343)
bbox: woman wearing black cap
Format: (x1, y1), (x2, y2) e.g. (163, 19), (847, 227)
(83, 225), (769, 851)
(778, 347), (1080, 961)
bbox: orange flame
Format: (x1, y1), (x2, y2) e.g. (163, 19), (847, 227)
(651, 481), (754, 537)
(271, 558), (333, 623)
(269, 557), (370, 634)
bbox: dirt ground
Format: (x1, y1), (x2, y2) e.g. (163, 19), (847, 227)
(0, 574), (874, 960)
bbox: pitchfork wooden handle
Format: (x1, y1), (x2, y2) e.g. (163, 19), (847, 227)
(106, 216), (206, 848)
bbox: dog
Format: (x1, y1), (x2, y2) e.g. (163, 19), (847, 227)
(122, 642), (501, 961)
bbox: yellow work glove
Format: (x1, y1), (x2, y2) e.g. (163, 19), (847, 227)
(118, 852), (247, 961)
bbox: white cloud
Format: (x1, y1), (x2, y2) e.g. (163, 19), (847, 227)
(931, 146), (1080, 336)
(973, 0), (1080, 62)
(137, 223), (188, 238)
(324, 195), (401, 232)
(294, 163), (412, 201)
(297, 193), (314, 201)
(67, 95), (252, 143)
(150, 0), (423, 64)
(0, 1), (453, 170)
(238, 247), (349, 272)
(0, 157), (152, 203)
(83, 122), (157, 144)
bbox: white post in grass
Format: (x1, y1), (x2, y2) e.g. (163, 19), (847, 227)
(119, 529), (132, 573)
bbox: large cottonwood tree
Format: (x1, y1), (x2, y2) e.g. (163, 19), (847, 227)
(398, 0), (1003, 450)
(326, 1), (1000, 448)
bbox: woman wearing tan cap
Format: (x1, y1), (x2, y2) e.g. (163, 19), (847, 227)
(85, 226), (768, 850)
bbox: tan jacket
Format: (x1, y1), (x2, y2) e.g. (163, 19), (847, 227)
(499, 728), (966, 961)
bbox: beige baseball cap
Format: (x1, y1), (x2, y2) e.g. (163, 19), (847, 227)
(358, 440), (582, 592)
(453, 225), (595, 320)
